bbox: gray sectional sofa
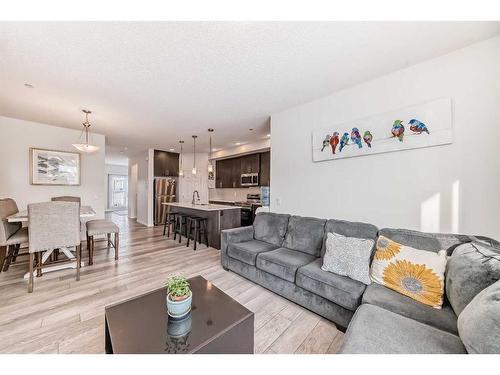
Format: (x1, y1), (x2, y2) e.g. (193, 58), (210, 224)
(221, 212), (500, 354)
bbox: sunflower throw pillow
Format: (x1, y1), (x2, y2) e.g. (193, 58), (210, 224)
(370, 235), (447, 309)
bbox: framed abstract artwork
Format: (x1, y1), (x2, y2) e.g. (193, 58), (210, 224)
(312, 97), (453, 162)
(30, 148), (81, 185)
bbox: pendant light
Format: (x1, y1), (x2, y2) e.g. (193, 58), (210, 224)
(178, 140), (185, 176)
(207, 128), (214, 173)
(73, 109), (99, 153)
(191, 135), (197, 175)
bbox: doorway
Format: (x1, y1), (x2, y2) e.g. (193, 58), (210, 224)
(108, 174), (128, 210)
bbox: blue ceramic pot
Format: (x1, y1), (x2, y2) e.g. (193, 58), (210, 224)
(166, 291), (192, 318)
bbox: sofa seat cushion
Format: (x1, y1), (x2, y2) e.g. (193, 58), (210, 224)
(296, 259), (366, 311)
(362, 283), (458, 334)
(340, 304), (466, 354)
(256, 247), (316, 282)
(253, 212), (290, 247)
(227, 240), (278, 266)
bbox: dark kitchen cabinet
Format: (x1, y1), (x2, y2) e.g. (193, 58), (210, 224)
(259, 151), (270, 186)
(240, 153), (260, 174)
(215, 151), (270, 188)
(216, 158), (231, 188)
(231, 157), (241, 188)
(154, 150), (179, 177)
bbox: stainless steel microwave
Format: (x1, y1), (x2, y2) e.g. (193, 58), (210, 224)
(241, 173), (259, 186)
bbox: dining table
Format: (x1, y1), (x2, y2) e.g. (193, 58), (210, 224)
(6, 205), (96, 278)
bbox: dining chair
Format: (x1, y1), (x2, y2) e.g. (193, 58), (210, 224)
(27, 201), (81, 293)
(86, 219), (119, 265)
(51, 196), (81, 261)
(51, 196), (81, 204)
(0, 198), (28, 272)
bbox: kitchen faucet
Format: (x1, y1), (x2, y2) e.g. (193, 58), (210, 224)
(192, 190), (200, 205)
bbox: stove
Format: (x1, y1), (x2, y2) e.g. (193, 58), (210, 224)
(236, 194), (261, 226)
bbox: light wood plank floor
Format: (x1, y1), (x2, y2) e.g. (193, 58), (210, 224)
(0, 214), (343, 354)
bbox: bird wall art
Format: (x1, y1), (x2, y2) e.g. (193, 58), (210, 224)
(312, 98), (452, 162)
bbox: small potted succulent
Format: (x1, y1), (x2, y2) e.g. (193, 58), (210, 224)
(166, 276), (192, 318)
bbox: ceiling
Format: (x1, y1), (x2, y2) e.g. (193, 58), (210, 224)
(1, 22), (499, 165)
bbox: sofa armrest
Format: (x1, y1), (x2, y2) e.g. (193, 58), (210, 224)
(220, 226), (254, 268)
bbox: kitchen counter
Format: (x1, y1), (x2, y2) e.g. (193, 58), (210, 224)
(162, 202), (241, 249)
(165, 202), (241, 211)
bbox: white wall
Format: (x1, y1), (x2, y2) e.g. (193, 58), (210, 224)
(104, 164), (128, 211)
(128, 163), (138, 219)
(0, 116), (106, 218)
(271, 36), (500, 240)
(128, 150), (151, 226)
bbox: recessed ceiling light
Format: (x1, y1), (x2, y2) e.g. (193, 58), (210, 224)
(24, 83), (34, 88)
(169, 148), (175, 151)
(266, 133), (271, 137)
(235, 142), (242, 146)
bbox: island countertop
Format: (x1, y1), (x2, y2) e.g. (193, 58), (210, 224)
(162, 202), (242, 211)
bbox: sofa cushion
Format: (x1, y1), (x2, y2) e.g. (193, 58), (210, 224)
(446, 241), (500, 316)
(370, 236), (448, 308)
(256, 247), (315, 282)
(321, 219), (378, 257)
(378, 228), (477, 255)
(458, 279), (500, 354)
(253, 212), (290, 247)
(339, 304), (466, 354)
(363, 283), (458, 334)
(322, 232), (374, 285)
(282, 216), (326, 256)
(297, 259), (365, 311)
(227, 240), (278, 266)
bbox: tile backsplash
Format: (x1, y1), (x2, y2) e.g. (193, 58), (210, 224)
(209, 187), (261, 202)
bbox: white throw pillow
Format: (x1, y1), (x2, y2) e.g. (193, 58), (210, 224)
(321, 232), (374, 285)
(370, 235), (447, 308)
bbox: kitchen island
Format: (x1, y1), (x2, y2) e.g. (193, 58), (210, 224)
(162, 202), (241, 249)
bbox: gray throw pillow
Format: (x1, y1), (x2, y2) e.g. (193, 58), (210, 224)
(446, 241), (500, 315)
(458, 279), (500, 354)
(321, 232), (374, 285)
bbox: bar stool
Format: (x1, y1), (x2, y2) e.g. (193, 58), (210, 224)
(173, 214), (189, 243)
(186, 217), (208, 250)
(86, 219), (119, 265)
(163, 212), (178, 237)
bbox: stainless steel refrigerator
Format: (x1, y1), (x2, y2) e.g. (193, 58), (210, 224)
(154, 177), (177, 225)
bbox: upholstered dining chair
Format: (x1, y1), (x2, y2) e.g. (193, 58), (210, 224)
(0, 198), (28, 272)
(51, 196), (82, 261)
(51, 196), (81, 204)
(27, 201), (81, 293)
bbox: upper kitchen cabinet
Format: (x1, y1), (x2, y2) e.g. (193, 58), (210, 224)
(215, 158), (232, 188)
(259, 151), (270, 186)
(231, 157), (242, 188)
(240, 153), (260, 174)
(154, 149), (179, 177)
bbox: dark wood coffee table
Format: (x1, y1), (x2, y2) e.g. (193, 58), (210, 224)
(104, 275), (254, 354)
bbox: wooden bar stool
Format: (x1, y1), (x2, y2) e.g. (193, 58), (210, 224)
(86, 220), (119, 265)
(163, 212), (178, 237)
(186, 217), (208, 250)
(173, 214), (188, 243)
